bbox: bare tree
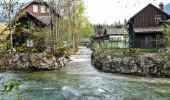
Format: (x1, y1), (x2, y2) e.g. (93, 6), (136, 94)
(0, 0), (21, 53)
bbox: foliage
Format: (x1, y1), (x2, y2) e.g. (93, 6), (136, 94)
(16, 43), (28, 52)
(54, 47), (69, 57)
(15, 34), (46, 53)
(16, 43), (38, 53)
(2, 83), (20, 92)
(1, 0), (93, 55)
(0, 23), (9, 40)
(161, 24), (170, 48)
(12, 26), (48, 53)
(94, 24), (104, 36)
(93, 43), (160, 57)
(1, 83), (32, 100)
(29, 34), (46, 52)
(80, 21), (94, 38)
(58, 0), (93, 46)
(0, 0), (23, 52)
(139, 48), (158, 53)
(0, 23), (7, 33)
(113, 21), (124, 28)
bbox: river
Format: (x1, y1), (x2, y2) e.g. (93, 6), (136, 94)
(0, 47), (170, 100)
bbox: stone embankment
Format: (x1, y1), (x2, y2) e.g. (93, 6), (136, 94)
(92, 52), (170, 77)
(1, 53), (69, 70)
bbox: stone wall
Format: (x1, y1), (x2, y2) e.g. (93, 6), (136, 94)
(2, 53), (68, 71)
(92, 52), (170, 77)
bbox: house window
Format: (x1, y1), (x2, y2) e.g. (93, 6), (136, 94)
(109, 36), (124, 41)
(40, 6), (46, 13)
(33, 5), (38, 13)
(155, 15), (162, 24)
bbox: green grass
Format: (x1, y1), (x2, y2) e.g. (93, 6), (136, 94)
(94, 43), (159, 58)
(139, 48), (158, 53)
(103, 41), (129, 49)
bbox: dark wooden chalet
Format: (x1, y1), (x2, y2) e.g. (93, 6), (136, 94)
(127, 2), (170, 49)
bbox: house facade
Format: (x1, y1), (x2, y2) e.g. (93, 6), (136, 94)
(24, 1), (50, 17)
(93, 28), (128, 48)
(127, 3), (170, 49)
(15, 0), (59, 28)
(1, 0), (60, 51)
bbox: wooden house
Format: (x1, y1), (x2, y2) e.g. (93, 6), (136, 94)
(127, 2), (170, 49)
(1, 0), (59, 35)
(93, 28), (128, 48)
(1, 0), (60, 48)
(0, 0), (60, 52)
(107, 28), (128, 41)
(14, 0), (59, 28)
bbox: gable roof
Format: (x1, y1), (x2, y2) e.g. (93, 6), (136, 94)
(161, 19), (170, 23)
(166, 19), (170, 23)
(14, 0), (59, 19)
(0, 12), (50, 35)
(0, 0), (60, 34)
(24, 12), (50, 26)
(129, 3), (170, 21)
(106, 28), (128, 35)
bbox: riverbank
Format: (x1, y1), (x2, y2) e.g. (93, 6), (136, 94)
(91, 50), (170, 78)
(0, 53), (69, 71)
(1, 47), (170, 100)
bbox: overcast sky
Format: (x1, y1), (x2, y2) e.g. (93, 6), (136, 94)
(83, 0), (170, 25)
(18, 0), (170, 25)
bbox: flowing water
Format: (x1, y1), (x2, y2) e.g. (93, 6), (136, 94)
(0, 47), (170, 100)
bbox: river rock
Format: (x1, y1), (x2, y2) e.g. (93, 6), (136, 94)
(92, 52), (170, 78)
(6, 53), (67, 71)
(163, 61), (170, 77)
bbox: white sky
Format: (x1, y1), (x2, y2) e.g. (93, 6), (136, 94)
(18, 0), (170, 25)
(83, 0), (170, 25)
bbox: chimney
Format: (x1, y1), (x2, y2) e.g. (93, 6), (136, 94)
(159, 2), (164, 11)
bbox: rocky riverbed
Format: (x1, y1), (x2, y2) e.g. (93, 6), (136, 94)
(91, 52), (170, 77)
(0, 53), (68, 70)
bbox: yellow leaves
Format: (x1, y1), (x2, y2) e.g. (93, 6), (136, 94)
(0, 23), (9, 40)
(0, 23), (6, 33)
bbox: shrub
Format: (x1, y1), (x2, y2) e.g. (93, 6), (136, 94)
(54, 47), (69, 57)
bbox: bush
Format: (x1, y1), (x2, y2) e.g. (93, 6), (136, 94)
(54, 47), (69, 57)
(16, 43), (38, 53)
(16, 43), (28, 52)
(162, 24), (170, 48)
(31, 36), (46, 52)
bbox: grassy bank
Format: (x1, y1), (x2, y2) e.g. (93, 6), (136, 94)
(92, 44), (164, 58)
